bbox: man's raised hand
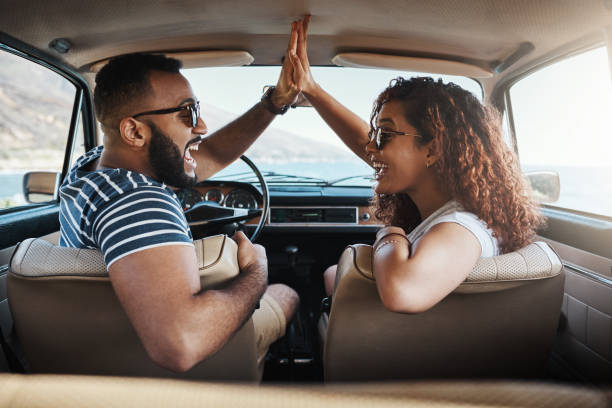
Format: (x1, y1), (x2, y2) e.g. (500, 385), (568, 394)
(289, 16), (318, 97)
(270, 22), (301, 109)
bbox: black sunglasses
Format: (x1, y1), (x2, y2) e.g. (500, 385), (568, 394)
(132, 101), (201, 128)
(369, 127), (422, 150)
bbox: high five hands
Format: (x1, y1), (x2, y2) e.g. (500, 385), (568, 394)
(288, 16), (318, 98)
(272, 15), (318, 110)
(271, 20), (302, 110)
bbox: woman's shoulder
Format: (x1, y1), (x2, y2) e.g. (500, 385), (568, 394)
(436, 207), (484, 228)
(408, 201), (500, 257)
(438, 206), (499, 257)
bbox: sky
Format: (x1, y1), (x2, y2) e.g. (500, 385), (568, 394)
(510, 46), (612, 167)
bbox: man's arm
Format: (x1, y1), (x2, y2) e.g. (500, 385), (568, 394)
(192, 27), (300, 180)
(192, 102), (282, 180)
(108, 232), (267, 372)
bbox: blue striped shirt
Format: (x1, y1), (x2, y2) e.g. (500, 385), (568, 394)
(59, 146), (193, 267)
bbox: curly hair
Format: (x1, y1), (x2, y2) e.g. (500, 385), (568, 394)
(370, 77), (544, 253)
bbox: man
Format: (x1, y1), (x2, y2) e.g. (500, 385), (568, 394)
(59, 45), (300, 372)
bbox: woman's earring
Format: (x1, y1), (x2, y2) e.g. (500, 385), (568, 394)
(426, 160), (431, 168)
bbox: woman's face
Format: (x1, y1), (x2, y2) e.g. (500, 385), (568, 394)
(367, 100), (431, 195)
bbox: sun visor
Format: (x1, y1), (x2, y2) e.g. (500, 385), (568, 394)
(88, 50), (254, 73)
(332, 53), (493, 78)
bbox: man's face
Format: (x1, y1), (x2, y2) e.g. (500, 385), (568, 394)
(142, 71), (207, 186)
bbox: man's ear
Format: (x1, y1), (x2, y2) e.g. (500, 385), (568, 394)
(119, 117), (148, 149)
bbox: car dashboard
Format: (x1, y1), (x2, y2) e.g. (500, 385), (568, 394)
(177, 181), (382, 229)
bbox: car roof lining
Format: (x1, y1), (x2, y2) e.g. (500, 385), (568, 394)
(2, 0), (611, 90)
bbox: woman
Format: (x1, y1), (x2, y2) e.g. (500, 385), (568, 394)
(287, 18), (544, 313)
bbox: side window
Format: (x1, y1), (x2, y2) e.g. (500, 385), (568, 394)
(0, 50), (77, 210)
(510, 46), (612, 217)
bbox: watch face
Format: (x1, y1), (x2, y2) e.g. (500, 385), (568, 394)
(264, 86), (274, 98)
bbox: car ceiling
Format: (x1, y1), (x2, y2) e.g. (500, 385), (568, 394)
(2, 0), (612, 87)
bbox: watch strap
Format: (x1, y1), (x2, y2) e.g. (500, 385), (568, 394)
(261, 86), (288, 115)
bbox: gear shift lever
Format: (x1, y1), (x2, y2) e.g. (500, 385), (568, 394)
(284, 245), (298, 270)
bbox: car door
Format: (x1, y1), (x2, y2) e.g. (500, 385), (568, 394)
(0, 32), (96, 371)
(502, 45), (612, 385)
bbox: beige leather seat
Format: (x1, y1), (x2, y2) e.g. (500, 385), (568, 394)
(320, 242), (565, 382)
(7, 235), (259, 381)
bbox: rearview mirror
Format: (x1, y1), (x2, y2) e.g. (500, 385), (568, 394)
(524, 171), (560, 203)
(22, 171), (61, 203)
(262, 86), (312, 108)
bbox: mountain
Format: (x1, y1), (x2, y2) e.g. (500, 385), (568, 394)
(0, 51), (352, 171)
(199, 102), (352, 163)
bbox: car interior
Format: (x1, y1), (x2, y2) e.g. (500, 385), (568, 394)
(0, 1), (611, 406)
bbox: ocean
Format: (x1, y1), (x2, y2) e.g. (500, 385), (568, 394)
(1, 164), (611, 217)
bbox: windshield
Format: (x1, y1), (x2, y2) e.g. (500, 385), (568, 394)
(184, 67), (482, 186)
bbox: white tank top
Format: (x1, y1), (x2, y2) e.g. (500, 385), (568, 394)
(406, 200), (500, 257)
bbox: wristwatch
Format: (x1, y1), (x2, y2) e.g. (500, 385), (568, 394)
(261, 86), (289, 115)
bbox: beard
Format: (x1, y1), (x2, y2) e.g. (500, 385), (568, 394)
(147, 121), (196, 188)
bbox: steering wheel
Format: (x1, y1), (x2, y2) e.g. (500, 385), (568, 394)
(183, 155), (269, 242)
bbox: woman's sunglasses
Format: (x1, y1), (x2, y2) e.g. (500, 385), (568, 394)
(369, 127), (422, 150)
(133, 101), (201, 128)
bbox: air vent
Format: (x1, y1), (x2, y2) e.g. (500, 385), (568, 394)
(270, 207), (357, 224)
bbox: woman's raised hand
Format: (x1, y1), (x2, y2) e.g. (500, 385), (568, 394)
(285, 16), (372, 164)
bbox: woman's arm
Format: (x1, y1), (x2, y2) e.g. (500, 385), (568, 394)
(373, 223), (482, 313)
(289, 17), (372, 165)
